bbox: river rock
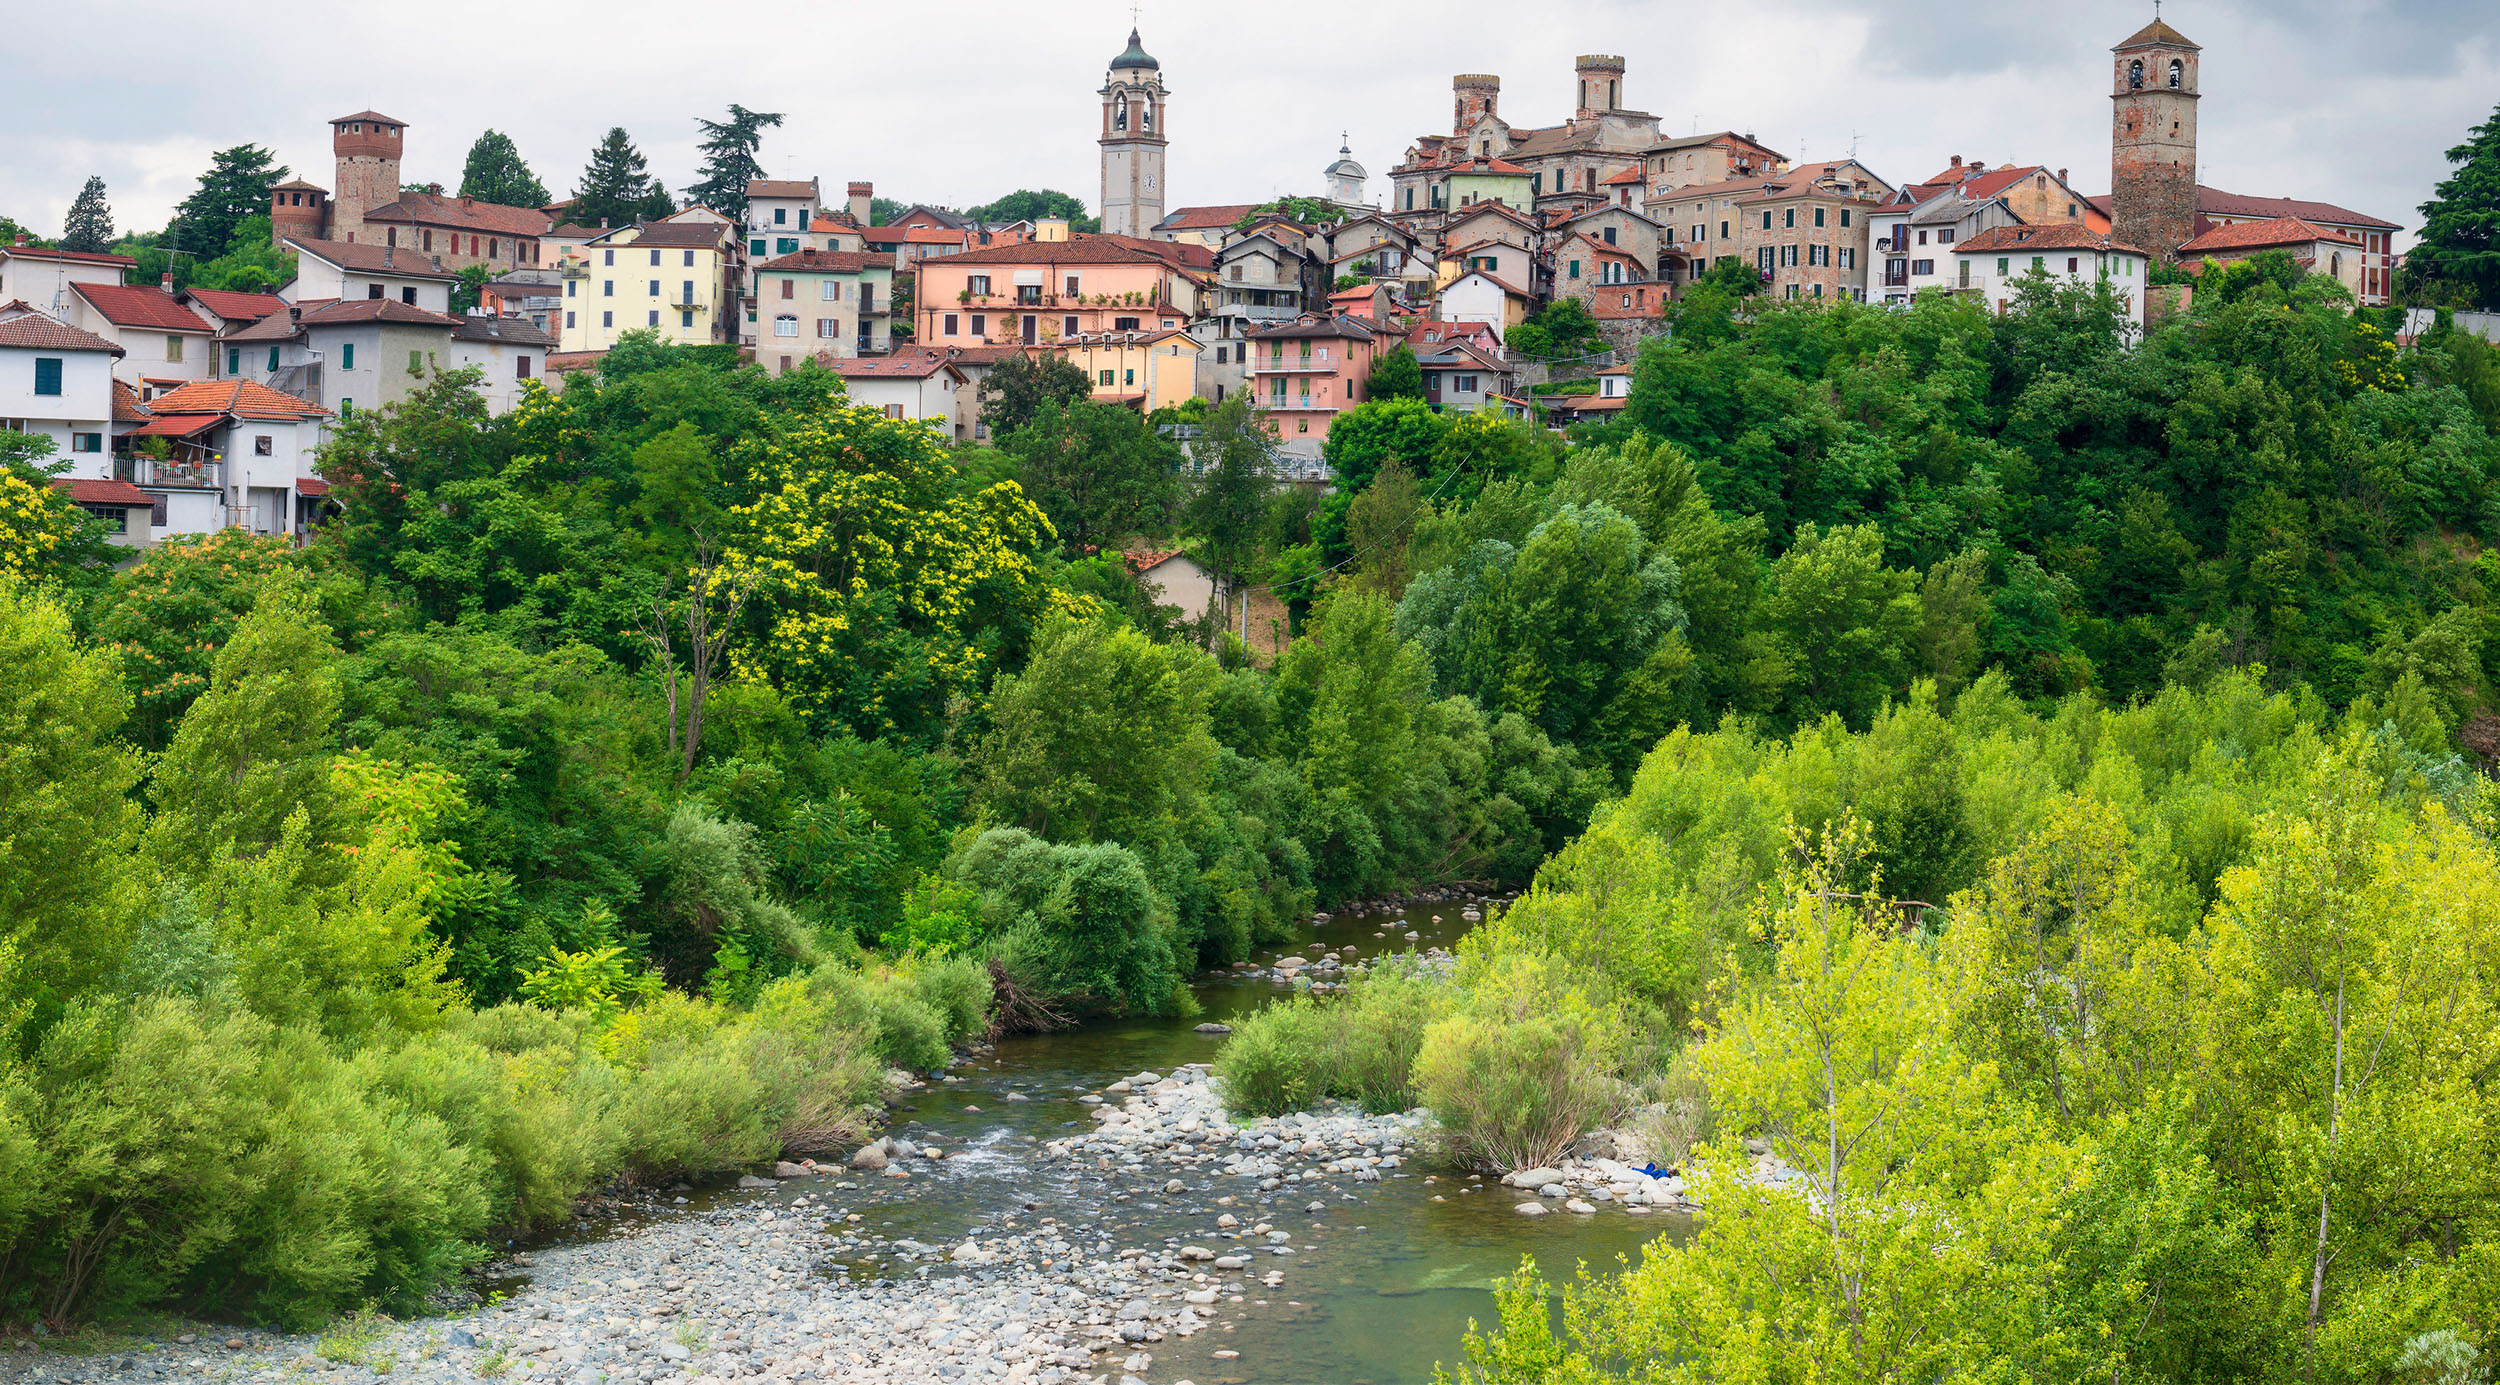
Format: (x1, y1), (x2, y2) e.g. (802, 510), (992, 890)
(736, 1173), (776, 1189)
(1564, 1199), (1596, 1214)
(850, 1143), (890, 1170)
(1195, 1022), (1232, 1034)
(774, 1161), (814, 1178)
(1515, 1201), (1549, 1216)
(1505, 1167), (1566, 1188)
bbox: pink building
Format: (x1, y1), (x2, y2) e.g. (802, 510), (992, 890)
(1244, 313), (1383, 443)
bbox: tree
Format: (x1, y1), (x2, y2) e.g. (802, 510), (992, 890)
(1504, 296), (1606, 365)
(2402, 101), (2500, 309)
(167, 145), (288, 258)
(1185, 396), (1278, 602)
(449, 263), (493, 316)
(458, 130), (550, 209)
(968, 189), (1097, 233)
(977, 350), (1091, 435)
(642, 538), (754, 786)
(1364, 343), (1425, 402)
(1759, 522), (1922, 727)
(572, 128), (674, 229)
(1341, 458), (1426, 598)
(999, 399), (1181, 553)
(682, 104), (784, 221)
(0, 432), (116, 584)
(972, 616), (1218, 844)
(1231, 196), (1340, 231)
(59, 176), (113, 254)
(1320, 396), (1447, 494)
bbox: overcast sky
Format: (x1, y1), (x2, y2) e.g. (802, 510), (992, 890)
(6, 0), (2493, 248)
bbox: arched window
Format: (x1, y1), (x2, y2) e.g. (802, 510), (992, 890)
(2168, 58), (2184, 88)
(1114, 102), (1128, 131)
(773, 314), (797, 338)
(2331, 252), (2343, 277)
(2128, 58), (2144, 89)
(1141, 100), (1154, 131)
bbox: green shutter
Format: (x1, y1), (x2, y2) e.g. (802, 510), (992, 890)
(32, 357), (61, 395)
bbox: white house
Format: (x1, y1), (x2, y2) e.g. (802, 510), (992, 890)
(824, 350), (968, 436)
(1868, 189), (2025, 305)
(281, 237), (459, 313)
(1434, 269), (1534, 331)
(0, 237), (134, 319)
(0, 305), (121, 468)
(1951, 224), (2150, 332)
(448, 314), (556, 412)
(129, 380), (332, 539)
(63, 279), (215, 391)
(1129, 548), (1222, 625)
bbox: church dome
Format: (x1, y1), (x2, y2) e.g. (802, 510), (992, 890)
(1111, 28), (1159, 71)
(1326, 141), (1366, 181)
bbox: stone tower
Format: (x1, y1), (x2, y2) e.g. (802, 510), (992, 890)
(1099, 30), (1168, 238)
(1452, 74), (1500, 135)
(2109, 18), (2200, 261)
(1324, 138), (1367, 207)
(1574, 55), (1625, 120)
(329, 110), (407, 246)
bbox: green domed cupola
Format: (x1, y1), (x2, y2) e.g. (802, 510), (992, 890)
(1111, 28), (1158, 71)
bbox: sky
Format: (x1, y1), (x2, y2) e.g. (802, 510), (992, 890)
(5, 0), (2494, 250)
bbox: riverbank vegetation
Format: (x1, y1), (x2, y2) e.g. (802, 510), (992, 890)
(1, 246), (2496, 1367)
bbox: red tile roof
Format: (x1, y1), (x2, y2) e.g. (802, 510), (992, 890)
(2177, 216), (2362, 254)
(331, 109), (407, 125)
(1602, 166), (1646, 186)
(295, 477), (332, 496)
(1, 243), (137, 269)
(745, 179), (819, 200)
(282, 237), (459, 280)
(130, 414), (222, 438)
(756, 249), (890, 274)
(0, 306), (125, 354)
(1449, 156), (1532, 177)
(183, 289), (288, 324)
(53, 478), (152, 505)
(1155, 204), (1265, 230)
(1445, 269), (1533, 299)
(2115, 18), (2199, 49)
(821, 349), (963, 380)
(546, 350), (605, 373)
(1957, 223), (2147, 255)
(863, 225), (971, 245)
(71, 282), (213, 333)
(928, 236), (1191, 269)
(364, 191), (550, 238)
(299, 299), (463, 328)
(147, 379), (331, 420)
(112, 379), (150, 421)
(2192, 188), (2396, 232)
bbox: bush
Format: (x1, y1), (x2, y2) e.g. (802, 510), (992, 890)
(952, 828), (1183, 1016)
(1215, 968), (1439, 1117)
(1413, 953), (1629, 1172)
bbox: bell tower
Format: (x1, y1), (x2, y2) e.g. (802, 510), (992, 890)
(1099, 28), (1168, 238)
(329, 110), (407, 246)
(2109, 15), (2200, 261)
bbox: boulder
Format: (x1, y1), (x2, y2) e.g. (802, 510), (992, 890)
(774, 1161), (814, 1179)
(1194, 1022), (1233, 1035)
(1514, 1201), (1549, 1216)
(1504, 1167), (1566, 1189)
(849, 1144), (890, 1171)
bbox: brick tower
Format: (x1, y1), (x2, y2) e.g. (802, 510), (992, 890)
(1098, 29), (1168, 238)
(328, 110), (407, 245)
(2109, 17), (2200, 261)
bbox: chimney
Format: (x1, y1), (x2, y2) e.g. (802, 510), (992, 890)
(2058, 168), (2069, 184)
(1950, 155), (1963, 168)
(426, 182), (443, 196)
(462, 195), (474, 208)
(160, 272), (174, 294)
(12, 232), (25, 247)
(848, 181), (873, 226)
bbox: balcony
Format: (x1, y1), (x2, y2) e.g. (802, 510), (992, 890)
(1248, 355), (1338, 374)
(1881, 270), (1910, 288)
(116, 455), (225, 490)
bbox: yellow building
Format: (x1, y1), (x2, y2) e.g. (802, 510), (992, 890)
(558, 221), (738, 354)
(1052, 328), (1202, 412)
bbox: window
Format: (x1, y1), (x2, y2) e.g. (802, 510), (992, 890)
(1602, 226), (1617, 245)
(31, 358), (60, 395)
(340, 399), (352, 417)
(1762, 211), (1773, 230)
(1959, 260), (1973, 289)
(1114, 316), (1140, 330)
(943, 313), (959, 335)
(1124, 368), (1135, 386)
(603, 280), (614, 297)
(648, 249), (661, 266)
(1016, 285), (1041, 305)
(774, 207), (788, 225)
(968, 275), (991, 295)
(227, 347), (240, 375)
(1813, 207), (1825, 227)
(1064, 315), (1080, 336)
(268, 346), (281, 372)
(776, 238), (799, 255)
(1996, 258), (2010, 275)
(2031, 256), (2046, 272)
(1758, 247), (1775, 274)
(2067, 257), (2079, 273)
(1720, 220), (1730, 239)
(1620, 293), (1632, 308)
(566, 280), (578, 298)
(781, 278), (796, 300)
(2168, 58), (2184, 88)
(681, 310), (694, 328)
(822, 281), (841, 301)
(1568, 259), (1581, 279)
(602, 311), (614, 328)
(648, 311), (660, 326)
(817, 318), (838, 338)
(566, 311), (577, 329)
(342, 343), (356, 370)
(1937, 229), (1955, 245)
(2128, 58), (2144, 89)
(1918, 230), (1929, 246)
(1215, 346), (1228, 364)
(682, 280), (695, 304)
(401, 286), (416, 305)
(1840, 209), (1852, 228)
(81, 504), (125, 534)
(751, 238), (767, 257)
(72, 432), (101, 453)
(604, 249), (615, 266)
(884, 404), (903, 420)
(164, 334), (185, 362)
(1782, 245), (1798, 267)
(1783, 209), (1795, 228)
(1840, 248), (1856, 269)
(775, 315), (798, 337)
(648, 280), (661, 296)
(1099, 369), (1115, 386)
(1912, 259), (1934, 276)
(681, 251), (694, 268)
(517, 356), (533, 379)
(970, 314), (986, 335)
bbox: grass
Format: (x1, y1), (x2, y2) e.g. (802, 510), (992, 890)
(313, 1304), (390, 1367)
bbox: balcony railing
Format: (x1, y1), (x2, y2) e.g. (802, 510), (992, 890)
(1881, 270), (1910, 287)
(116, 455), (225, 490)
(1248, 355), (1336, 374)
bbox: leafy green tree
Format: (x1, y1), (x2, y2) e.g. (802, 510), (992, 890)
(458, 130), (550, 209)
(976, 351), (1090, 436)
(449, 263), (493, 315)
(973, 616), (1218, 844)
(1504, 296), (1606, 365)
(968, 189), (1098, 233)
(999, 399), (1181, 553)
(1185, 396), (1278, 600)
(1341, 457), (1426, 598)
(167, 145), (288, 257)
(58, 176), (113, 254)
(0, 580), (146, 1012)
(1363, 343), (1424, 401)
(2401, 101), (2500, 308)
(1231, 196), (1340, 230)
(681, 105), (784, 221)
(1759, 522), (1921, 727)
(1321, 395), (1446, 494)
(572, 127), (674, 229)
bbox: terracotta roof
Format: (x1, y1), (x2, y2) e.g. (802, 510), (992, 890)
(1156, 204), (1266, 231)
(811, 211), (865, 233)
(1602, 166), (1645, 186)
(1050, 328), (1200, 348)
(0, 243), (138, 269)
(2177, 216), (2362, 254)
(934, 344), (1027, 365)
(1122, 548), (1188, 574)
(929, 237), (1183, 268)
(111, 379), (151, 421)
(295, 477), (332, 496)
(1247, 313), (1378, 342)
(0, 306), (125, 354)
(182, 289), (288, 324)
(330, 109), (407, 125)
(863, 225), (971, 245)
(820, 350), (962, 380)
(299, 299), (462, 328)
(1553, 393), (1630, 412)
(547, 223), (606, 239)
(1328, 284), (1379, 300)
(745, 179), (819, 200)
(283, 237), (459, 280)
(364, 191), (551, 239)
(53, 478), (152, 506)
(1644, 173), (1788, 204)
(71, 283), (212, 333)
(756, 248), (890, 274)
(1449, 156), (1532, 177)
(1415, 340), (1506, 372)
(146, 379), (330, 420)
(2192, 188), (2397, 232)
(450, 314), (557, 347)
(1956, 224), (2147, 255)
(129, 414), (222, 438)
(272, 179), (327, 193)
(1644, 131), (1787, 160)
(615, 222), (730, 249)
(2114, 18), (2198, 49)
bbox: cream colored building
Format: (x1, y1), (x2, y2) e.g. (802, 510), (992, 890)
(558, 221), (737, 353)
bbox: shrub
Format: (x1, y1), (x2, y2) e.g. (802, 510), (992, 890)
(1214, 999), (1334, 1116)
(952, 829), (1183, 1016)
(1214, 968), (1439, 1117)
(1413, 953), (1629, 1172)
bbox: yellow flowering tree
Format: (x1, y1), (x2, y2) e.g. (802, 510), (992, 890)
(0, 433), (112, 584)
(727, 402), (1092, 742)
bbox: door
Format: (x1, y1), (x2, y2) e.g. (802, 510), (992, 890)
(1021, 315), (1037, 345)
